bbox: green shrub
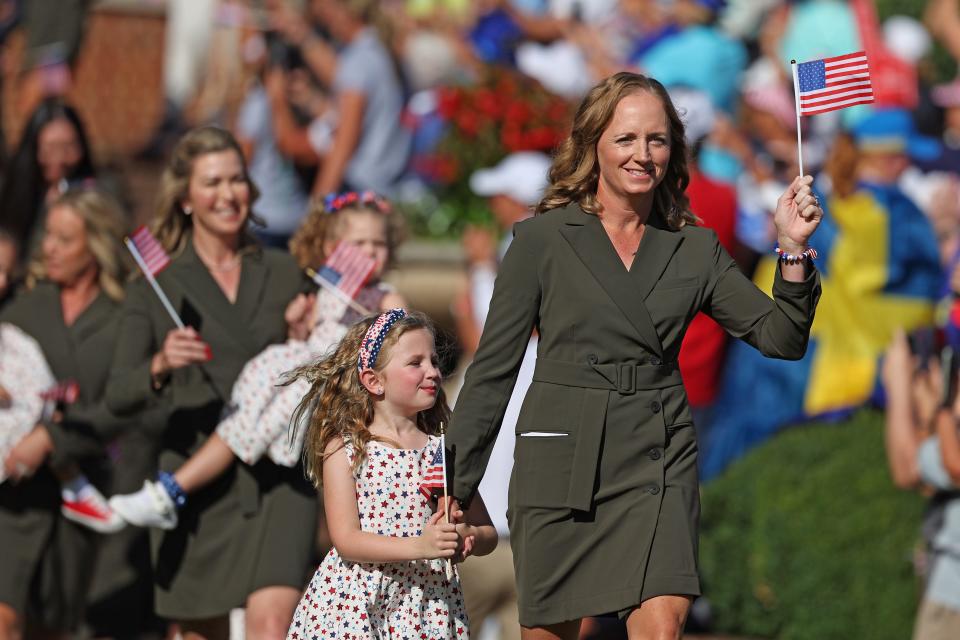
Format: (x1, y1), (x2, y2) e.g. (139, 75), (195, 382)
(700, 410), (925, 639)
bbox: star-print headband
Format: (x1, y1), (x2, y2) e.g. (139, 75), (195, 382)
(323, 191), (393, 215)
(357, 308), (407, 372)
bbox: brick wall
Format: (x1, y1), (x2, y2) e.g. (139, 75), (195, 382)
(3, 4), (166, 160)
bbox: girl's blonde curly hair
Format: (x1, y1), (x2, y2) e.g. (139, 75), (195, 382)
(288, 196), (405, 271)
(288, 310), (449, 486)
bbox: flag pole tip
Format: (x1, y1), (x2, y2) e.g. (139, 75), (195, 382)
(790, 59), (796, 64)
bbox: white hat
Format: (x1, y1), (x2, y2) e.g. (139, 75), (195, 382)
(667, 86), (717, 145)
(883, 15), (931, 64)
(469, 152), (552, 206)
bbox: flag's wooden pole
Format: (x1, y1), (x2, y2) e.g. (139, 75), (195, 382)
(790, 59), (805, 178)
(439, 421), (454, 575)
(306, 268), (373, 316)
(439, 422), (450, 525)
(125, 237), (185, 329)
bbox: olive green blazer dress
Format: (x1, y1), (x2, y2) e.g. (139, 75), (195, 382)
(448, 204), (821, 626)
(105, 239), (317, 620)
(0, 282), (125, 630)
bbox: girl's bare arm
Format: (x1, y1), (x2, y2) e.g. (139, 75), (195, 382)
(323, 440), (460, 562)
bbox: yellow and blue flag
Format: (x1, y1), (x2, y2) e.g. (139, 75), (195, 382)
(701, 182), (942, 480)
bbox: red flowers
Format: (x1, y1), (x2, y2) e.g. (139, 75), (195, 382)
(436, 68), (573, 167)
(410, 69), (574, 236)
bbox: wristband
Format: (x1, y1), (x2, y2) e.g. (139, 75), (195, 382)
(775, 246), (817, 264)
(158, 471), (188, 510)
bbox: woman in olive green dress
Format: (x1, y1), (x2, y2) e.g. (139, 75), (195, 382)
(0, 189), (130, 639)
(105, 127), (316, 640)
(446, 72), (823, 639)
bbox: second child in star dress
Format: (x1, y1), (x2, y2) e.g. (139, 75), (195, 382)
(286, 309), (498, 639)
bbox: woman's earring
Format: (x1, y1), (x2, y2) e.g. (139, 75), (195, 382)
(377, 387), (383, 394)
(183, 205), (192, 215)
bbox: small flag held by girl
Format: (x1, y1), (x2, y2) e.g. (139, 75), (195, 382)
(419, 444), (447, 502)
(306, 241), (377, 316)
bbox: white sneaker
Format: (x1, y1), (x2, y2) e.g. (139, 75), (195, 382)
(108, 480), (178, 530)
(61, 485), (126, 534)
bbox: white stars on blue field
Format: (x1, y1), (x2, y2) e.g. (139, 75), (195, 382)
(798, 60), (826, 92)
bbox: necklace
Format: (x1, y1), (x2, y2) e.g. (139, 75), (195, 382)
(195, 247), (241, 273)
(203, 257), (241, 273)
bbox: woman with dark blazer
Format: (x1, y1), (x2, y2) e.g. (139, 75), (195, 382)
(446, 72), (823, 639)
(105, 127), (316, 640)
(0, 188), (129, 639)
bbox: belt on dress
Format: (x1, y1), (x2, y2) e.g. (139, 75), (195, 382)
(530, 358), (683, 511)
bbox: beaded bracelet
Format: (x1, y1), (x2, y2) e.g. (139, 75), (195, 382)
(775, 246), (818, 264)
(158, 471), (188, 510)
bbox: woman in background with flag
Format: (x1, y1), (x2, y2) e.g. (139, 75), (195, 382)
(0, 188), (135, 640)
(105, 127), (316, 640)
(446, 71), (823, 639)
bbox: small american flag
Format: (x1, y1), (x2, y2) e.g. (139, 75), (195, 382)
(796, 51), (874, 116)
(40, 380), (80, 404)
(128, 226), (171, 276)
(419, 444), (446, 501)
(314, 242), (376, 300)
(39, 380), (79, 424)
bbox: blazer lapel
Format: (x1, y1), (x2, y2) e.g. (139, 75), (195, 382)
(630, 215), (683, 302)
(70, 292), (116, 345)
(164, 241), (260, 354)
(32, 283), (81, 381)
(557, 206), (667, 357)
(235, 249), (268, 331)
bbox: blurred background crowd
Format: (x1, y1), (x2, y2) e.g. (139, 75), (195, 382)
(3, 0), (960, 638)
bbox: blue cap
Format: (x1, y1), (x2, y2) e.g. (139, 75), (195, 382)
(850, 108), (941, 161)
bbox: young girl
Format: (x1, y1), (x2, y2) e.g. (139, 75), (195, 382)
(109, 191), (406, 529)
(286, 309), (497, 639)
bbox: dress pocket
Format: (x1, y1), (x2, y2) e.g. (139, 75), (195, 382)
(512, 432), (574, 507)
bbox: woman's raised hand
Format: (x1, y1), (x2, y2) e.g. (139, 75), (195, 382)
(151, 327), (211, 378)
(774, 175), (823, 253)
(417, 510), (461, 560)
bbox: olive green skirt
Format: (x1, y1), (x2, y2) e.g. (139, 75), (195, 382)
(507, 387), (701, 627)
(152, 453), (317, 620)
(0, 471), (96, 631)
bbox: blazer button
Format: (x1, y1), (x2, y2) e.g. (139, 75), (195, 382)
(647, 485), (661, 495)
(650, 400), (662, 413)
(650, 357), (662, 366)
(648, 448), (661, 461)
(587, 354), (598, 364)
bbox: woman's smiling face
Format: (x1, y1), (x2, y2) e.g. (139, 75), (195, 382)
(596, 91), (671, 205)
(182, 149), (251, 240)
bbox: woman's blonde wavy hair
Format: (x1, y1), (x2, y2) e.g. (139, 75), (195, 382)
(151, 126), (263, 256)
(288, 311), (449, 486)
(536, 72), (698, 229)
(288, 198), (405, 271)
(27, 188), (129, 301)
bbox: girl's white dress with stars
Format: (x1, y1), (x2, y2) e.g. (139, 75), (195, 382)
(287, 435), (469, 639)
